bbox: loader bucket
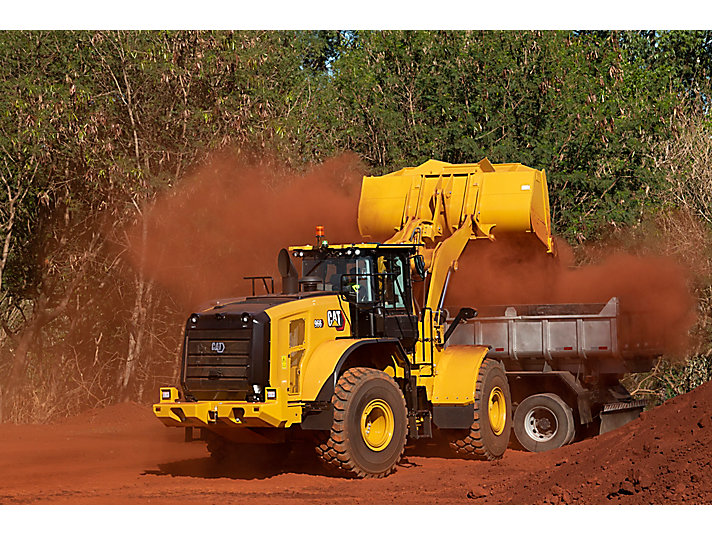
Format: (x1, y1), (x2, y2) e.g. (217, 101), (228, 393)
(358, 158), (555, 254)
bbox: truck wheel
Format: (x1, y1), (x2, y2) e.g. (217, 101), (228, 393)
(450, 358), (512, 460)
(513, 393), (575, 452)
(315, 367), (407, 478)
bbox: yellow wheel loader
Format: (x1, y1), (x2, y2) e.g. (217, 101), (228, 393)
(154, 158), (556, 477)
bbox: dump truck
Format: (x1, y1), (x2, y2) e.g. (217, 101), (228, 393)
(445, 298), (658, 451)
(154, 158), (655, 476)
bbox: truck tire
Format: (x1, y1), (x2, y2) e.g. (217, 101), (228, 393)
(449, 358), (512, 460)
(315, 367), (408, 478)
(513, 393), (575, 452)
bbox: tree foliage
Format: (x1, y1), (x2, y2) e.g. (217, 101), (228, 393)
(327, 31), (711, 241)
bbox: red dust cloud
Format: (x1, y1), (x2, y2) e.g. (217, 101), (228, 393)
(130, 152), (697, 355)
(129, 152), (363, 309)
(446, 235), (697, 356)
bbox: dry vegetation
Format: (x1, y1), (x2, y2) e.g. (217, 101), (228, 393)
(621, 107), (712, 405)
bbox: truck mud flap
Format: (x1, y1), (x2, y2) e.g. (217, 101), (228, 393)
(599, 400), (646, 435)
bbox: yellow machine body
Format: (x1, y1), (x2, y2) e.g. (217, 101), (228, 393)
(413, 345), (490, 404)
(356, 158), (555, 414)
(154, 293), (410, 431)
(358, 158), (554, 254)
(155, 158), (555, 441)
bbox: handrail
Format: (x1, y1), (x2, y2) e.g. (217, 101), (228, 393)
(243, 276), (274, 295)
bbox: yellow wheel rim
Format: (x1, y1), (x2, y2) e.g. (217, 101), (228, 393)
(488, 387), (506, 436)
(360, 399), (395, 451)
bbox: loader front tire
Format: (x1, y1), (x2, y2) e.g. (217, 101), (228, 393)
(449, 358), (512, 460)
(315, 367), (407, 478)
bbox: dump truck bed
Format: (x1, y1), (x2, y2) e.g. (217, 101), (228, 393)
(446, 297), (662, 375)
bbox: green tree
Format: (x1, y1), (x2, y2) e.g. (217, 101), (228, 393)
(328, 30), (707, 241)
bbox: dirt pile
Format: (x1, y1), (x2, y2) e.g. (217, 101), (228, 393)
(497, 378), (712, 504)
(1, 381), (711, 504)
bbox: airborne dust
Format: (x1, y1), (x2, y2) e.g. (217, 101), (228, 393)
(130, 152), (697, 355)
(447, 236), (696, 356)
(130, 152), (363, 308)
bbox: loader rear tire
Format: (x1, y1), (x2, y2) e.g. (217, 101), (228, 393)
(315, 367), (407, 478)
(449, 358), (512, 460)
(513, 393), (575, 452)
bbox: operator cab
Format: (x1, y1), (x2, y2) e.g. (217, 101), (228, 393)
(287, 243), (421, 350)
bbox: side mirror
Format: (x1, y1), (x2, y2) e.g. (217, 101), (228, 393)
(443, 307), (478, 344)
(413, 254), (426, 280)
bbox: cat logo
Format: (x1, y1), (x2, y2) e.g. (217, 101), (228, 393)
(211, 342), (226, 354)
(327, 310), (345, 331)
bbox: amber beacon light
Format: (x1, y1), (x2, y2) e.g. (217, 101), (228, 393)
(316, 225), (326, 246)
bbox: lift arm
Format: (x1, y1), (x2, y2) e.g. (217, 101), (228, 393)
(425, 217), (473, 312)
(358, 158), (556, 312)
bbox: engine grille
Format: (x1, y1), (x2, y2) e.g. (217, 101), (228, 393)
(183, 327), (252, 397)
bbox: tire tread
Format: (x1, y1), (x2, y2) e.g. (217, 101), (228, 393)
(449, 358), (510, 461)
(314, 367), (407, 478)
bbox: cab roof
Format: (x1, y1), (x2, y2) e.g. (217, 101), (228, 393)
(288, 243), (418, 252)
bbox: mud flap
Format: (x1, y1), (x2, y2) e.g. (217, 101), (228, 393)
(599, 400), (646, 435)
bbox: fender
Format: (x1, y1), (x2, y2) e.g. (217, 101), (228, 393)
(300, 338), (410, 403)
(431, 345), (490, 429)
(431, 345), (489, 404)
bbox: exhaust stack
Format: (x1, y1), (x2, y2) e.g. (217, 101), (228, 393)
(278, 248), (298, 294)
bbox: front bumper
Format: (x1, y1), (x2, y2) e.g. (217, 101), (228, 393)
(153, 387), (302, 428)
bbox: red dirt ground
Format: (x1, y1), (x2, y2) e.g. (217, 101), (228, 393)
(2, 380), (712, 505)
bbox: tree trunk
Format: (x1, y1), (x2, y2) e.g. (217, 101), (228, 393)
(119, 205), (153, 402)
(119, 276), (154, 400)
(3, 299), (58, 421)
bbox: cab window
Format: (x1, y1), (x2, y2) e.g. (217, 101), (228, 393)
(301, 255), (375, 303)
(378, 254), (407, 310)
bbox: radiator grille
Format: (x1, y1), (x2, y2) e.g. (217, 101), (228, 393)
(183, 328), (252, 395)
